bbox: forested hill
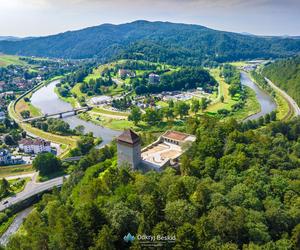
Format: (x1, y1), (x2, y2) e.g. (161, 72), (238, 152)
(0, 20), (300, 65)
(5, 117), (300, 249)
(262, 56), (300, 105)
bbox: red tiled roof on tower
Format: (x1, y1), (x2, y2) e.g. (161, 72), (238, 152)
(117, 129), (140, 145)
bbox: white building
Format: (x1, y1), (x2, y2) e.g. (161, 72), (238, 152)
(19, 138), (51, 154)
(117, 130), (141, 169)
(90, 95), (112, 105)
(149, 73), (160, 84)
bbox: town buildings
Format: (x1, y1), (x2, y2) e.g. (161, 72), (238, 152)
(19, 138), (51, 154)
(0, 149), (23, 165)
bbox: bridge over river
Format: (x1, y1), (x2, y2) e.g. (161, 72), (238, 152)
(22, 106), (92, 123)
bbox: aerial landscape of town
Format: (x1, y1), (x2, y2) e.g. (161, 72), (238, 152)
(0, 0), (300, 249)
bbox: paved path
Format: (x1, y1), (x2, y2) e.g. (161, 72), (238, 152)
(0, 207), (33, 246)
(265, 77), (300, 116)
(0, 174), (66, 212)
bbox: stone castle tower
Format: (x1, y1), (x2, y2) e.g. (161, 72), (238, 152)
(117, 129), (141, 169)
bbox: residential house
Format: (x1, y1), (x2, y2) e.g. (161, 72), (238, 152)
(19, 138), (51, 154)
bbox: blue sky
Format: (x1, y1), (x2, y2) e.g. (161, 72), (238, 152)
(0, 0), (299, 37)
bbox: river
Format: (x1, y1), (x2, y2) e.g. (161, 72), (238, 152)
(2, 72), (277, 243)
(31, 74), (277, 131)
(240, 72), (277, 121)
(30, 80), (121, 145)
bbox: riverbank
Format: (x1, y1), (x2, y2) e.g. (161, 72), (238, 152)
(207, 69), (261, 121)
(8, 78), (79, 159)
(249, 71), (292, 121)
(240, 71), (276, 121)
(30, 80), (121, 145)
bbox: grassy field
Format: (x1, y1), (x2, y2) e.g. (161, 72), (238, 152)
(275, 90), (293, 121)
(71, 83), (86, 99)
(15, 98), (42, 117)
(0, 165), (34, 178)
(0, 54), (26, 67)
(207, 68), (237, 112)
(92, 107), (129, 116)
(79, 112), (135, 131)
(229, 87), (261, 121)
(229, 61), (249, 68)
(206, 68), (261, 121)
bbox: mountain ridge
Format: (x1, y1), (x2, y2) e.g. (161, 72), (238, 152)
(0, 20), (299, 65)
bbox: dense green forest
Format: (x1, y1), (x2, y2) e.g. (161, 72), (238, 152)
(0, 21), (300, 65)
(4, 117), (300, 249)
(262, 56), (300, 105)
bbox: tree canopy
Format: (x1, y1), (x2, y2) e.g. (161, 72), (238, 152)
(6, 117), (300, 249)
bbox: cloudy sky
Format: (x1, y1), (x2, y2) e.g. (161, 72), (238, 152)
(0, 0), (299, 37)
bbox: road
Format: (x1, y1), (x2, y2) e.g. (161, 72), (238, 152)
(0, 207), (33, 246)
(0, 174), (66, 212)
(265, 77), (300, 116)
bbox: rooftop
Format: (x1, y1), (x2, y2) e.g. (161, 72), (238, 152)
(19, 138), (51, 146)
(162, 131), (189, 141)
(117, 129), (140, 145)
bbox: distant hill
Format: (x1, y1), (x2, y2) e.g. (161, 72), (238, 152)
(262, 56), (300, 105)
(0, 36), (22, 41)
(0, 20), (300, 65)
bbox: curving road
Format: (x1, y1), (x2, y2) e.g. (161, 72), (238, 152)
(0, 174), (66, 212)
(265, 77), (300, 117)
